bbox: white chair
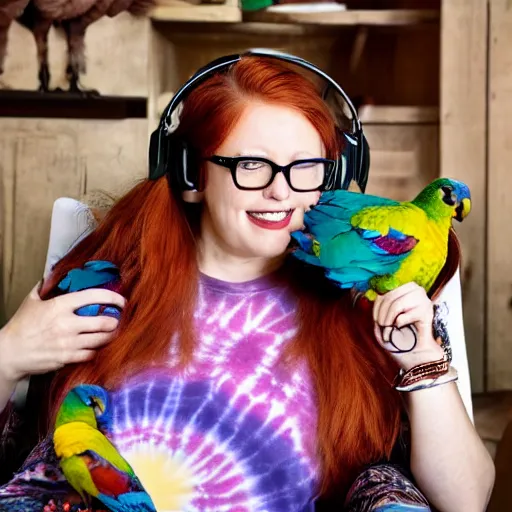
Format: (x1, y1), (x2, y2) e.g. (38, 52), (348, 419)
(20, 197), (475, 421)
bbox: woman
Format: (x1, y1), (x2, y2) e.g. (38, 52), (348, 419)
(0, 55), (494, 511)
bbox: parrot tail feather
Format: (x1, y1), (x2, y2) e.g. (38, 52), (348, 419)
(98, 491), (157, 511)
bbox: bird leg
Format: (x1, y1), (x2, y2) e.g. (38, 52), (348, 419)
(0, 24), (9, 76)
(33, 18), (52, 93)
(63, 20), (99, 97)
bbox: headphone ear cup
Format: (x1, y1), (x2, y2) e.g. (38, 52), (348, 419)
(339, 131), (359, 190)
(358, 134), (370, 193)
(169, 137), (203, 191)
(148, 127), (171, 180)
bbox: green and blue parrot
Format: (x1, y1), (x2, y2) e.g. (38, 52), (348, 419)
(53, 384), (156, 511)
(291, 177), (471, 300)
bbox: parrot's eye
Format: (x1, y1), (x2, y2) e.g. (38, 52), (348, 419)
(89, 397), (105, 416)
(441, 186), (456, 206)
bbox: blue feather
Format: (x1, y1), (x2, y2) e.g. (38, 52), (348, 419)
(292, 248), (322, 267)
(388, 228), (408, 241)
(374, 504), (430, 512)
(99, 492), (156, 511)
(358, 229), (381, 240)
(75, 304), (101, 316)
(290, 231), (314, 253)
(57, 260), (120, 293)
(290, 189), (411, 291)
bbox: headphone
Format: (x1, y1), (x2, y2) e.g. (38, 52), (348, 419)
(148, 48), (370, 193)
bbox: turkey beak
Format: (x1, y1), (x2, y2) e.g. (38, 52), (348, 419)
(454, 197), (471, 222)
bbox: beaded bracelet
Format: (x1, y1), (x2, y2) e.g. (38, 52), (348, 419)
(393, 354), (458, 392)
(394, 366), (459, 392)
(395, 356), (450, 387)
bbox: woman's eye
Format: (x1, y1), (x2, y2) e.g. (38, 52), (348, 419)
(239, 160), (264, 171)
(294, 161), (316, 169)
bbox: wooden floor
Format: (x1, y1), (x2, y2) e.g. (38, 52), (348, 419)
(473, 391), (512, 459)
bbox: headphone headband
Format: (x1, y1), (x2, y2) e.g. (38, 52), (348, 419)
(149, 48), (370, 192)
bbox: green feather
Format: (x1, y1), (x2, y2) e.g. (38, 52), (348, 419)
(55, 389), (97, 430)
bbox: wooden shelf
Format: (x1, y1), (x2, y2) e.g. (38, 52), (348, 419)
(359, 105), (439, 124)
(150, 6), (438, 26)
(243, 9), (439, 27)
(151, 0), (241, 22)
(0, 90), (147, 119)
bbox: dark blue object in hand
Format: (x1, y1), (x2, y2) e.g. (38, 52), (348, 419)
(57, 260), (123, 320)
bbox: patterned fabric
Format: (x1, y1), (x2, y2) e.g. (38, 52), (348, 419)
(344, 464), (430, 512)
(0, 273), (431, 511)
(0, 435), (73, 511)
(0, 272), (318, 512)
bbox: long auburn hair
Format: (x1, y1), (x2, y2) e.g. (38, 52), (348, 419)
(39, 57), (460, 499)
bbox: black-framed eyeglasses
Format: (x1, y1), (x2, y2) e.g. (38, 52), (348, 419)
(206, 155), (336, 192)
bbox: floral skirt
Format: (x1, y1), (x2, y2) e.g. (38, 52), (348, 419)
(344, 464), (431, 512)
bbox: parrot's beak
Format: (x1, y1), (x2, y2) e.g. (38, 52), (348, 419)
(454, 197), (471, 221)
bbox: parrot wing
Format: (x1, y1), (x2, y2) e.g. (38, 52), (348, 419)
(61, 450), (156, 512)
(55, 422), (134, 476)
(83, 451), (156, 511)
(292, 196), (424, 291)
(55, 423), (156, 511)
(57, 260), (120, 293)
(302, 189), (400, 240)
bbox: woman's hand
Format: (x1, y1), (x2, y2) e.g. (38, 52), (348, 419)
(0, 282), (126, 385)
(372, 282), (444, 371)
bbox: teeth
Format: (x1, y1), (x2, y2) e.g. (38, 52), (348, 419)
(249, 211), (290, 221)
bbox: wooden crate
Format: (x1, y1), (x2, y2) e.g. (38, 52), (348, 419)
(361, 106), (439, 201)
(1, 13), (150, 97)
(0, 117), (148, 319)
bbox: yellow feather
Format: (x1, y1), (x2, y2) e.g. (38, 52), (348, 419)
(54, 422), (134, 475)
(352, 203), (453, 296)
(60, 456), (98, 501)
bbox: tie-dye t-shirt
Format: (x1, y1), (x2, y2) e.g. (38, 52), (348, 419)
(0, 272), (320, 511)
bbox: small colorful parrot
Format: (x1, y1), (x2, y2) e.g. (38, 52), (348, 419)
(291, 178), (471, 301)
(57, 261), (122, 319)
(53, 384), (156, 512)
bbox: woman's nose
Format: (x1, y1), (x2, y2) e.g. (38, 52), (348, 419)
(263, 172), (291, 201)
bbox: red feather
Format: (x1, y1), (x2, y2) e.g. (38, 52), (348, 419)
(373, 233), (418, 255)
(81, 452), (133, 497)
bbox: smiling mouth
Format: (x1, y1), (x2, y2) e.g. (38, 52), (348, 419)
(247, 210), (293, 222)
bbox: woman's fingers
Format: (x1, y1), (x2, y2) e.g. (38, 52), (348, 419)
(72, 315), (120, 334)
(56, 288), (126, 311)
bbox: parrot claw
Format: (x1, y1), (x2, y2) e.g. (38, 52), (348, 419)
(365, 289), (378, 301)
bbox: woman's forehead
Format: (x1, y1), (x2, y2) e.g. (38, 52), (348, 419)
(217, 102), (324, 158)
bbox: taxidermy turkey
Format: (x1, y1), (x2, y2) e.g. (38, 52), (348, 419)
(1, 0), (155, 94)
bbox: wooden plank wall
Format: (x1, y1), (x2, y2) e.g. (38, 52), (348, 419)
(4, 2), (512, 393)
(0, 119), (148, 320)
(488, 0), (512, 390)
(440, 0), (488, 392)
(1, 14), (150, 96)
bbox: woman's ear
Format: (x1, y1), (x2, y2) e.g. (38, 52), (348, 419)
(182, 190), (204, 203)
